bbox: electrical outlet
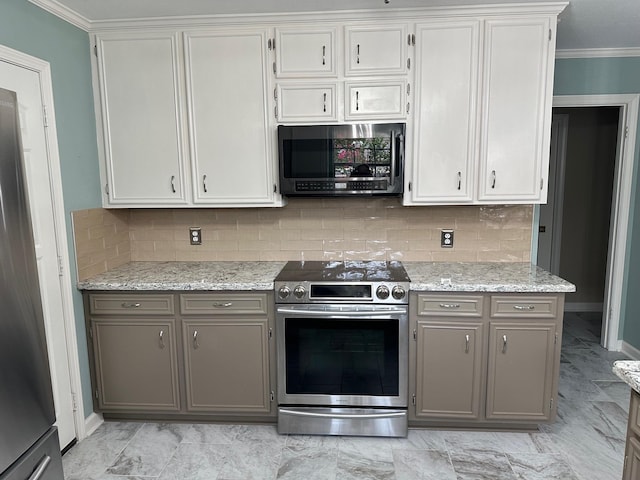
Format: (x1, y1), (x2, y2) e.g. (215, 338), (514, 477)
(441, 229), (454, 248)
(189, 227), (202, 245)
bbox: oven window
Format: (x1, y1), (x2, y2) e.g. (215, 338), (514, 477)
(284, 318), (399, 396)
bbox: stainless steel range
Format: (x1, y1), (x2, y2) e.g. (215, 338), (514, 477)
(275, 260), (410, 437)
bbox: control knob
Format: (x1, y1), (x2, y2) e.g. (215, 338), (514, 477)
(278, 286), (291, 300)
(293, 285), (306, 299)
(376, 285), (390, 300)
(392, 285), (406, 300)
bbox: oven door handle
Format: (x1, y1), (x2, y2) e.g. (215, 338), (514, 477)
(279, 408), (406, 420)
(276, 307), (407, 316)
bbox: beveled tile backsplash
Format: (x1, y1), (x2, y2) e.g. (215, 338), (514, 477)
(72, 198), (533, 280)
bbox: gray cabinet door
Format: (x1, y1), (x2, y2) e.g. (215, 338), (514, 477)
(416, 321), (483, 419)
(91, 319), (180, 411)
(183, 320), (270, 413)
(486, 322), (556, 421)
(625, 436), (640, 480)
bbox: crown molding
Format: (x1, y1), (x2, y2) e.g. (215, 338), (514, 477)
(27, 0), (568, 32)
(556, 47), (640, 59)
(28, 0), (91, 31)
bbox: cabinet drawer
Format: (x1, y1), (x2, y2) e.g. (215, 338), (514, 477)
(89, 294), (175, 315)
(345, 81), (406, 120)
(277, 84), (337, 122)
(490, 296), (558, 318)
(416, 295), (483, 317)
(180, 293), (268, 315)
(630, 391), (640, 437)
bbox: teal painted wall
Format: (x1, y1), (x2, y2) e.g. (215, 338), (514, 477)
(0, 1), (101, 417)
(554, 57), (640, 349)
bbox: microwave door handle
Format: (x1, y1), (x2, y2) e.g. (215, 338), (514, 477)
(389, 131), (396, 187)
(397, 133), (404, 181)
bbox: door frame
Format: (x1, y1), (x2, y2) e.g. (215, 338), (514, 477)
(0, 44), (87, 439)
(537, 94), (639, 351)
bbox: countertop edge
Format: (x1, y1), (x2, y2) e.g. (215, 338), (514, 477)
(613, 360), (640, 394)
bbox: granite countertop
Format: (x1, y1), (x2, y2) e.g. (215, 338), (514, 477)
(77, 261), (286, 291)
(78, 260), (575, 293)
(404, 262), (576, 293)
(613, 360), (640, 393)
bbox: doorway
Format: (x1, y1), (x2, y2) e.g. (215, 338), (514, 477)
(0, 44), (85, 447)
(537, 94), (639, 352)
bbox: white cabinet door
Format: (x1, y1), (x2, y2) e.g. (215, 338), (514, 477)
(277, 83), (338, 122)
(477, 17), (553, 203)
(275, 27), (337, 78)
(345, 81), (407, 120)
(408, 21), (480, 204)
(96, 32), (189, 205)
(184, 29), (277, 205)
(345, 25), (408, 76)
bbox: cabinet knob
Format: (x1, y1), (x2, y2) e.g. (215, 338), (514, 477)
(502, 334), (508, 353)
(193, 330), (199, 349)
(491, 170), (496, 189)
(465, 334), (470, 353)
(121, 302), (141, 308)
(203, 174), (208, 193)
(159, 330), (165, 349)
(322, 45), (326, 66)
(170, 175), (176, 193)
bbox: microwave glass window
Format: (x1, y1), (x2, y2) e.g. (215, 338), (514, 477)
(282, 134), (392, 179)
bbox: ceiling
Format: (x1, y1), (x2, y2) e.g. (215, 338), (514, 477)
(35, 0), (640, 51)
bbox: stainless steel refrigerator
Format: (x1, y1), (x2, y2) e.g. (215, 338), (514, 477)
(0, 88), (64, 479)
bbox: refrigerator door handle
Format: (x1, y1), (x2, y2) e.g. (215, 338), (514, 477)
(27, 454), (51, 480)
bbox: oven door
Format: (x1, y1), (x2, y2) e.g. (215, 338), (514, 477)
(276, 304), (408, 408)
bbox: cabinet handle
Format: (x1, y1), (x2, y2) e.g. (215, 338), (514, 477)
(513, 304), (535, 311)
(213, 302), (233, 308)
(502, 334), (508, 353)
(121, 302), (141, 308)
(159, 330), (165, 349)
(356, 44), (360, 64)
(356, 91), (359, 111)
(491, 170), (496, 189)
(193, 330), (199, 349)
(322, 45), (326, 65)
(323, 92), (327, 113)
(465, 334), (470, 353)
(203, 174), (207, 193)
(171, 175), (176, 193)
(439, 303), (460, 309)
(457, 171), (462, 190)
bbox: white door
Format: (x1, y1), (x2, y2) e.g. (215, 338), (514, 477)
(0, 60), (76, 449)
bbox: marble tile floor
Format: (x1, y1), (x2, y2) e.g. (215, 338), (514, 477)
(63, 312), (631, 480)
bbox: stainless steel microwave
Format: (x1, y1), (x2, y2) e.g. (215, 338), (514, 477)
(278, 123), (405, 197)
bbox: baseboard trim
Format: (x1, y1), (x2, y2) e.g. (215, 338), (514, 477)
(83, 412), (104, 439)
(565, 302), (603, 312)
(621, 341), (640, 360)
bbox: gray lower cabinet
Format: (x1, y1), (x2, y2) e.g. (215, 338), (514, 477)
(84, 291), (275, 418)
(624, 390), (640, 479)
(410, 292), (563, 427)
(88, 293), (180, 411)
(415, 321), (484, 419)
(180, 293), (273, 414)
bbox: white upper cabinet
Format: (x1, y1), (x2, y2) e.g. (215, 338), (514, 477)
(345, 81), (407, 120)
(184, 29), (278, 206)
(277, 83), (338, 122)
(275, 27), (337, 78)
(405, 13), (557, 205)
(477, 17), (553, 203)
(409, 20), (480, 204)
(344, 25), (409, 76)
(95, 32), (189, 205)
